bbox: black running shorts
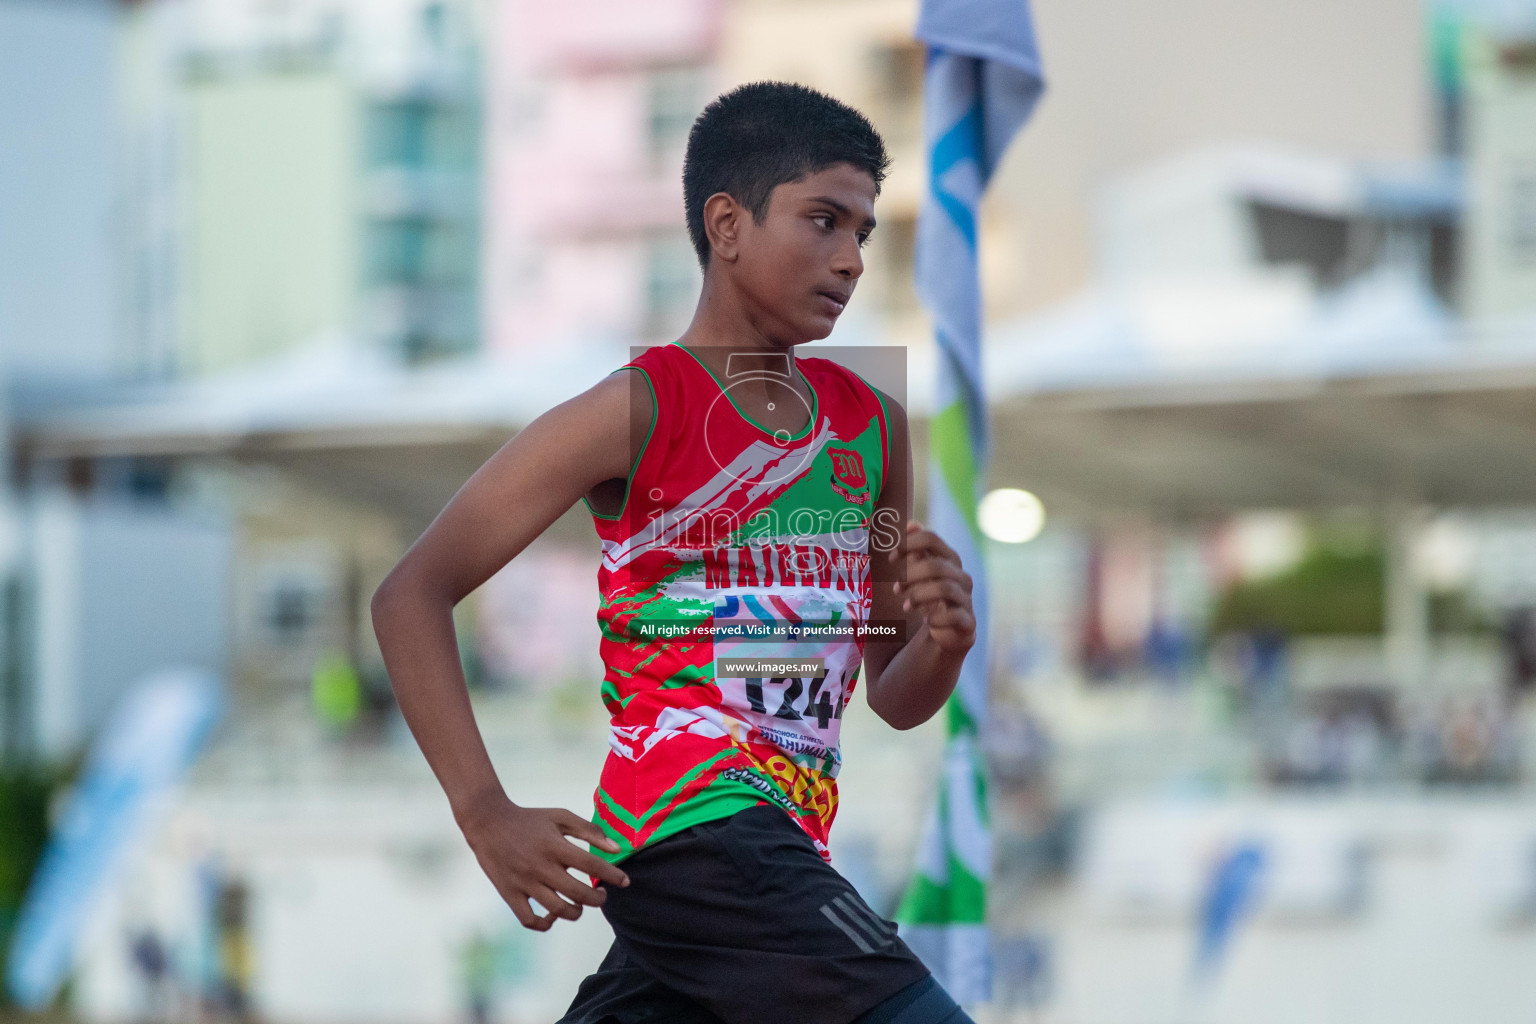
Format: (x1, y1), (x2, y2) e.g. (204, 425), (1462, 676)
(555, 803), (939, 1024)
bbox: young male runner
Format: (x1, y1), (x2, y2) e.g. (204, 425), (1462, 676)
(371, 82), (979, 1024)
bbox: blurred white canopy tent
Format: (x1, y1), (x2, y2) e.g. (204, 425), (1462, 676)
(986, 263), (1536, 518)
(13, 338), (634, 527)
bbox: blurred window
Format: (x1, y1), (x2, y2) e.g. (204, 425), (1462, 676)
(883, 213), (918, 312)
(365, 219), (476, 286)
(868, 41), (924, 146)
(367, 220), (430, 283)
(646, 67), (705, 172)
(367, 101), (432, 168)
(644, 230), (700, 340)
(256, 572), (330, 648)
(126, 458), (172, 500)
(1248, 203), (1350, 287)
(1510, 169), (1536, 264)
(366, 98), (478, 172)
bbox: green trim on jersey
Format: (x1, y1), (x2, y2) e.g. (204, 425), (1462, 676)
(670, 343), (820, 442)
(582, 365), (659, 521)
(591, 754), (769, 863)
(843, 367), (892, 503)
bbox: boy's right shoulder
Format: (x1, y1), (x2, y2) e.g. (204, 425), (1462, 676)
(576, 350), (661, 448)
(592, 344), (673, 394)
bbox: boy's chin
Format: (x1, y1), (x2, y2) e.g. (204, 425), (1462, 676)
(801, 315), (839, 342)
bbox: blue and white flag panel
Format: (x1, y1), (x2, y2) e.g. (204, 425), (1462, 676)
(916, 0), (1046, 403)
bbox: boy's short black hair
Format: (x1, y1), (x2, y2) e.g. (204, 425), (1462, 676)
(682, 81), (890, 269)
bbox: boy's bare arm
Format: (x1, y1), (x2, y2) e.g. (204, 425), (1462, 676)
(370, 369), (652, 931)
(859, 391), (977, 730)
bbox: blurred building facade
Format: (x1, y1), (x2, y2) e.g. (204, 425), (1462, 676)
(178, 0), (482, 371)
(1461, 26), (1536, 318)
(0, 0), (124, 387)
(485, 0), (721, 352)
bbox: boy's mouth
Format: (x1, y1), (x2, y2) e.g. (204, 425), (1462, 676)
(816, 289), (849, 314)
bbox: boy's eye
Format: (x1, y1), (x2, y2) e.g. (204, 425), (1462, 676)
(857, 233), (872, 248)
(813, 215), (834, 230)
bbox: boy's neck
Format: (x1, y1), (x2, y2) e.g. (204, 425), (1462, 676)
(674, 268), (800, 379)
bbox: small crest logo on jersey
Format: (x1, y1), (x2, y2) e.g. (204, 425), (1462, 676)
(828, 447), (869, 504)
(829, 448), (866, 488)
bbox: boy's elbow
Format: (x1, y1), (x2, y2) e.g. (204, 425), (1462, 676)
(369, 570), (408, 627)
(371, 565), (457, 629)
(867, 689), (926, 731)
(877, 707), (928, 731)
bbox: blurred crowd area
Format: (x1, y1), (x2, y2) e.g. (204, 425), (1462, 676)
(5, 0), (1536, 1021)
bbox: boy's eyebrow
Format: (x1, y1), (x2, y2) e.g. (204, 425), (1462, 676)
(807, 195), (877, 230)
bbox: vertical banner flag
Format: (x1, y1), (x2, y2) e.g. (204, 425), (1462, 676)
(6, 669), (223, 1009)
(895, 0), (1044, 1004)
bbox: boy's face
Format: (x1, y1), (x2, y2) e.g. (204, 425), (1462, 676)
(727, 162), (877, 346)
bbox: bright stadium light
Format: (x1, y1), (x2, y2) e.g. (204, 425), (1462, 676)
(978, 488), (1045, 544)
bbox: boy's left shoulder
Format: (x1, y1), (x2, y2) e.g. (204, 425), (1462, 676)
(800, 354), (899, 410)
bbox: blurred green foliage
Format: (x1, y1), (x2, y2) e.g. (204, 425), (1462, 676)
(1209, 540), (1493, 637)
(0, 765), (60, 1007)
(1211, 545), (1386, 635)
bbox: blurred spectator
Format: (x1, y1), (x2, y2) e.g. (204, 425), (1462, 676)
(1144, 617), (1195, 688)
(1419, 696), (1520, 786)
(1212, 627), (1293, 758)
(1501, 606), (1536, 697)
(1263, 688), (1394, 788)
(985, 696), (1076, 897)
(992, 932), (1053, 1015)
(1243, 627), (1290, 712)
(310, 652), (362, 733)
(1258, 688), (1523, 789)
(215, 879), (255, 1022)
(460, 931), (497, 1024)
(127, 927), (172, 1023)
(984, 700), (1053, 790)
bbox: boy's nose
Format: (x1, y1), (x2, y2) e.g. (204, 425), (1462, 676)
(833, 242), (864, 279)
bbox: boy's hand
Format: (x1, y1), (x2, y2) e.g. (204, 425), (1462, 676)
(890, 519), (976, 654)
(456, 791), (631, 931)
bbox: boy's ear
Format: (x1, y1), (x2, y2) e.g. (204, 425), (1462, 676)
(702, 192), (742, 263)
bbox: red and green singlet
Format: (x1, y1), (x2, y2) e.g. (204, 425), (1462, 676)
(584, 342), (891, 863)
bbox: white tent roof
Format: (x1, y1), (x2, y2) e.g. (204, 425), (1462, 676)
(13, 339), (639, 525)
(16, 338), (629, 457)
(989, 264), (1472, 396)
(984, 266), (1536, 517)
